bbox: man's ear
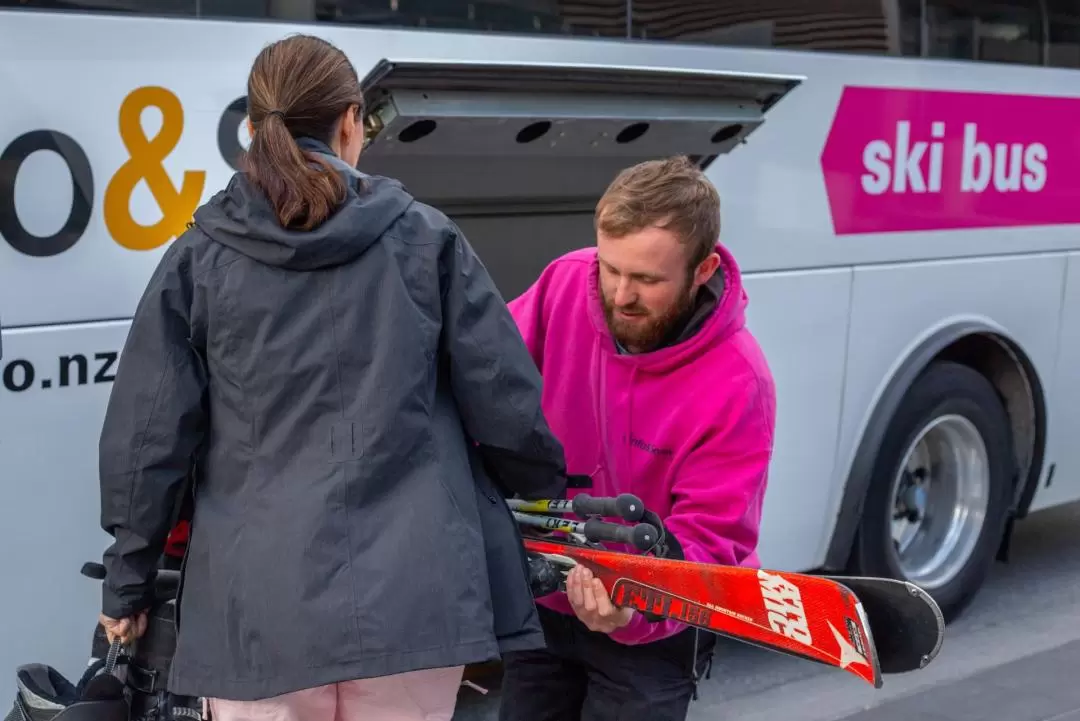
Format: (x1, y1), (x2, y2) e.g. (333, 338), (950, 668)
(694, 252), (722, 286)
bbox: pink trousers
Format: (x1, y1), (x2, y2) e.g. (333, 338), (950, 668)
(206, 665), (464, 721)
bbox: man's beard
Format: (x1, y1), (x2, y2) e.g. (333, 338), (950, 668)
(602, 280), (697, 354)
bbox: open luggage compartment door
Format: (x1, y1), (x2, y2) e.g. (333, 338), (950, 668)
(358, 59), (802, 212)
(356, 59), (802, 297)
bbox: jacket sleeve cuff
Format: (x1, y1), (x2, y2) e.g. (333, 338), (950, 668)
(102, 584), (153, 620)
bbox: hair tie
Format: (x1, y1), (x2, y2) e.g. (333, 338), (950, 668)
(266, 109), (286, 121)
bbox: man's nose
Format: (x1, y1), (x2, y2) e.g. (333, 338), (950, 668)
(614, 279), (636, 307)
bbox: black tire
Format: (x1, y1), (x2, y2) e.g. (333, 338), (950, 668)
(851, 360), (1014, 623)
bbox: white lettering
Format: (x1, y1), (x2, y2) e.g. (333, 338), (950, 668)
(758, 570), (813, 645)
(961, 122), (991, 192)
(892, 121), (927, 193)
(962, 123), (1046, 194)
(1023, 143), (1047, 191)
(860, 140), (892, 195)
(928, 121), (945, 192)
(863, 121), (1048, 196)
(993, 142), (1024, 191)
(861, 121), (949, 195)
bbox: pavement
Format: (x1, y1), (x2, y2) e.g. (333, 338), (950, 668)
(835, 640), (1080, 721)
(453, 499), (1080, 721)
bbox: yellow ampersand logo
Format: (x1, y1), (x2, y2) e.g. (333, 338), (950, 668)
(104, 86), (206, 251)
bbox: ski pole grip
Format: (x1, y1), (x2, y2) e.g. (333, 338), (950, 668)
(583, 519), (660, 552)
(571, 493), (645, 522)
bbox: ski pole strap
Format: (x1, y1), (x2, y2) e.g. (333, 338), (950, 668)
(637, 509), (684, 560)
(689, 630), (715, 702)
(526, 553), (563, 597)
(566, 474), (592, 489)
(691, 630), (700, 701)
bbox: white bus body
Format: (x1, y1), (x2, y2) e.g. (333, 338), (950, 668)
(2, 2), (1079, 693)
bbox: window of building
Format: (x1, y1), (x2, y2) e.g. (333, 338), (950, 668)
(198, 0), (267, 18)
(0, 0), (194, 15)
(8, 0), (1071, 67)
(4, 0), (629, 36)
(628, 0), (900, 55)
(202, 0), (628, 36)
(897, 0), (924, 56)
(1047, 0), (1080, 67)
(925, 0), (1043, 64)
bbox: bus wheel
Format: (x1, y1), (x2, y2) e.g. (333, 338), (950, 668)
(852, 360), (1014, 623)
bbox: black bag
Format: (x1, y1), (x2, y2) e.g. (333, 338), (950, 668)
(4, 641), (129, 721)
(5, 562), (201, 721)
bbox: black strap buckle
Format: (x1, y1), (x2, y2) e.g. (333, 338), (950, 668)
(126, 662), (162, 695)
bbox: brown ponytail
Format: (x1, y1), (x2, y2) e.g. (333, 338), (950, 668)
(242, 35), (364, 231)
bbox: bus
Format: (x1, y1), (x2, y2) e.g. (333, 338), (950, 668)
(2, 0), (1079, 699)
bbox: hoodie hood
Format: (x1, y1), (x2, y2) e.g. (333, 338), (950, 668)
(192, 138), (414, 271)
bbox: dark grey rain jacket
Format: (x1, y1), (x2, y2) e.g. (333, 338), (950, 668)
(97, 140), (568, 701)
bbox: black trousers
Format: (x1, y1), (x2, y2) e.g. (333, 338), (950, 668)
(498, 606), (716, 721)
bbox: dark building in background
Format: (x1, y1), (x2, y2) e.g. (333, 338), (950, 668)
(1, 0), (1075, 68)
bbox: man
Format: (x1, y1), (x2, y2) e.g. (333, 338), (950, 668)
(500, 156), (777, 720)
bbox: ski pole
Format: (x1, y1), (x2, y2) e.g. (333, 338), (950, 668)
(513, 511), (659, 552)
(507, 493), (646, 522)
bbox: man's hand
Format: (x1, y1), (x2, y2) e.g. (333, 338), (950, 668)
(99, 611), (148, 646)
(566, 565), (634, 633)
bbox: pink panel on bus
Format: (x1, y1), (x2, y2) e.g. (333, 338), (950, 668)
(819, 86), (1080, 235)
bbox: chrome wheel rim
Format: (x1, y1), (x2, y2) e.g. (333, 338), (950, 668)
(889, 414), (990, 590)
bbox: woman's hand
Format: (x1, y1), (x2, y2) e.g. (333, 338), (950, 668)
(566, 565), (634, 634)
(99, 611), (148, 646)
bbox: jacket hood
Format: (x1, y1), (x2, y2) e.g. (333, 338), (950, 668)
(586, 242), (749, 373)
(192, 138), (414, 271)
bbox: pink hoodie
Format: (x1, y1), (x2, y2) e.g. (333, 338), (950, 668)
(508, 243), (777, 646)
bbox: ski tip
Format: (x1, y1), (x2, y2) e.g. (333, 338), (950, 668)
(904, 582), (946, 667)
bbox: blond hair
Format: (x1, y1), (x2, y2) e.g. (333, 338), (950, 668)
(595, 156), (721, 269)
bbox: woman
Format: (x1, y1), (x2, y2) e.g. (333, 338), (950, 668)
(97, 34), (568, 721)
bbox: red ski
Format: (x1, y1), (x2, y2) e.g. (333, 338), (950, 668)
(511, 493), (940, 688)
